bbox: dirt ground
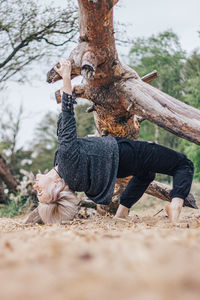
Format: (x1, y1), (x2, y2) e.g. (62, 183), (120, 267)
(1, 193), (200, 300)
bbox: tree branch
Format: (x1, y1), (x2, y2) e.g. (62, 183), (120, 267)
(55, 84), (87, 103)
(0, 55), (39, 82)
(141, 70), (159, 83)
(0, 20), (77, 70)
(0, 39), (29, 69)
(146, 181), (198, 209)
(118, 68), (200, 145)
(47, 60), (81, 84)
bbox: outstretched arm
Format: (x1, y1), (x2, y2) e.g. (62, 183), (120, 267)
(54, 60), (79, 165)
(54, 59), (73, 96)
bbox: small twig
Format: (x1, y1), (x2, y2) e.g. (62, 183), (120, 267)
(153, 208), (163, 217)
(141, 70), (159, 83)
(127, 103), (133, 112)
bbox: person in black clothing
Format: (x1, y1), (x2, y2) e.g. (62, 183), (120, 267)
(33, 59), (195, 224)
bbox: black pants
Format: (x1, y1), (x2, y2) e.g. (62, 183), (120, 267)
(116, 138), (194, 209)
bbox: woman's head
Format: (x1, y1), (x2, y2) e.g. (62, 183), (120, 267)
(33, 169), (79, 224)
(34, 172), (55, 203)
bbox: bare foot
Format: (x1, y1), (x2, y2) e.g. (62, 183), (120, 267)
(165, 204), (182, 223)
(165, 198), (184, 223)
(115, 204), (129, 219)
(113, 215), (132, 224)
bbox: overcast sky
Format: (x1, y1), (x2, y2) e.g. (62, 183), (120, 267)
(2, 0), (200, 149)
(116, 0), (200, 53)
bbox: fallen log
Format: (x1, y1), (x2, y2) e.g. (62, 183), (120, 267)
(146, 181), (197, 209)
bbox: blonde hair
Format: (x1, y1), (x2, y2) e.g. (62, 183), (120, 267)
(38, 178), (79, 224)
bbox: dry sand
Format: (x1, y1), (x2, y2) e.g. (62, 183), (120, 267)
(0, 199), (200, 300)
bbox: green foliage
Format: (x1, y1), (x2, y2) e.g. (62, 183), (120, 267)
(0, 169), (37, 217)
(31, 111), (58, 173)
(182, 50), (200, 179)
(75, 103), (95, 137)
(184, 76), (200, 108)
(31, 148), (56, 174)
(139, 120), (155, 141)
(129, 30), (186, 99)
(9, 148), (33, 179)
(0, 103), (33, 179)
(184, 143), (200, 180)
(129, 30), (187, 153)
(128, 30), (200, 182)
(184, 50), (200, 108)
(0, 193), (32, 217)
(184, 50), (200, 78)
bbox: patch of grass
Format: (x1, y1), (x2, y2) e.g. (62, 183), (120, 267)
(0, 194), (34, 218)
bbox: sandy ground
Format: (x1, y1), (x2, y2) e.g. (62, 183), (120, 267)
(1, 197), (200, 300)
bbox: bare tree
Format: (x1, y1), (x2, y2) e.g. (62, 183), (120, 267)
(0, 0), (78, 84)
(0, 0), (78, 199)
(0, 104), (25, 201)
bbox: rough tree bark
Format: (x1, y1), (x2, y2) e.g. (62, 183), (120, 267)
(0, 179), (6, 203)
(47, 0), (199, 211)
(0, 154), (17, 202)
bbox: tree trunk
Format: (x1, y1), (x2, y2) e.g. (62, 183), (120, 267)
(0, 154), (17, 202)
(0, 178), (6, 203)
(47, 0), (199, 209)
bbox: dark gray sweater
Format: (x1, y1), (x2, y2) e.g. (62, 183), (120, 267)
(54, 92), (119, 205)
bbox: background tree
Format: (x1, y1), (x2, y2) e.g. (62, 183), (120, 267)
(128, 30), (200, 182)
(184, 50), (200, 108)
(129, 30), (186, 99)
(182, 50), (200, 179)
(0, 0), (77, 197)
(75, 103), (95, 137)
(0, 0), (78, 85)
(0, 103), (32, 179)
(129, 30), (186, 154)
(31, 112), (58, 173)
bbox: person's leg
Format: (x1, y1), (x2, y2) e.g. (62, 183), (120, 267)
(115, 139), (194, 221)
(115, 172), (155, 219)
(130, 142), (194, 222)
(115, 139), (157, 219)
(165, 158), (194, 222)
